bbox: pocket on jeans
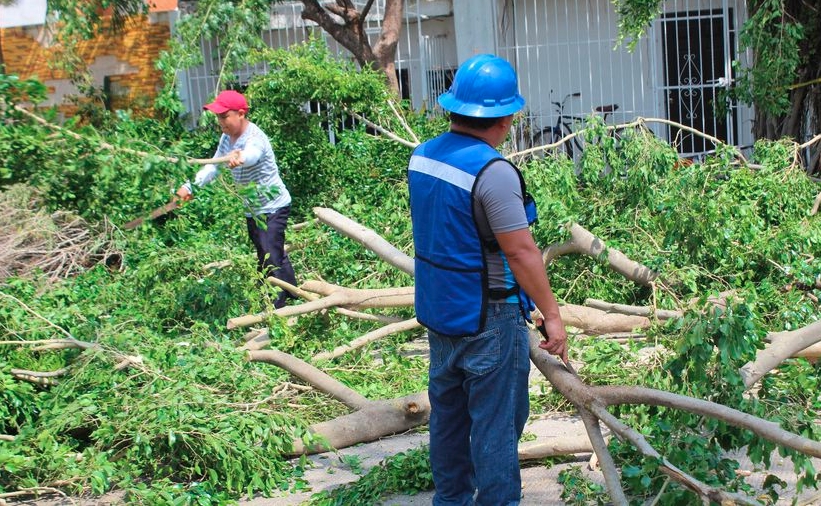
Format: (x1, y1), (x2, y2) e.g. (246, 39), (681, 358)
(428, 332), (447, 370)
(463, 326), (501, 375)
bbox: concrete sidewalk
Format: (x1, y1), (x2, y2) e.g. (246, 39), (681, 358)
(262, 411), (821, 506)
(261, 414), (593, 506)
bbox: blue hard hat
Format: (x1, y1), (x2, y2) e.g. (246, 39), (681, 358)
(438, 54), (525, 118)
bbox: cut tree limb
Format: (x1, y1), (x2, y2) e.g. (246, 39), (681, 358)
(584, 298), (683, 320)
(227, 282), (414, 329)
(528, 331), (821, 505)
(286, 392), (430, 455)
(579, 408), (627, 505)
(313, 207), (414, 276)
(10, 368), (68, 385)
(266, 276), (404, 324)
(517, 435), (596, 460)
(559, 303), (650, 334)
(313, 317), (421, 361)
(543, 223), (658, 286)
(247, 349), (370, 410)
(740, 319), (821, 389)
(248, 346), (600, 459)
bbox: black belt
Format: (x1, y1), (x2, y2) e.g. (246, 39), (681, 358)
(488, 286), (518, 299)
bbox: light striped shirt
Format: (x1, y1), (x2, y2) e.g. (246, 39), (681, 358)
(189, 122), (291, 216)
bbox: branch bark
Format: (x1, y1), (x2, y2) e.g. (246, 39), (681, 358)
(543, 223), (659, 285)
(266, 276), (403, 323)
(584, 298), (683, 320)
(740, 319), (821, 389)
(247, 349), (370, 410)
(227, 281), (413, 329)
(314, 207), (414, 276)
(312, 317), (421, 362)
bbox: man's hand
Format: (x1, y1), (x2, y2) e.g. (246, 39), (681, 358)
(227, 149), (244, 168)
(536, 316), (569, 364)
(175, 186), (193, 202)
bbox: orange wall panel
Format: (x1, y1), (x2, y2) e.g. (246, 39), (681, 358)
(1, 15), (171, 117)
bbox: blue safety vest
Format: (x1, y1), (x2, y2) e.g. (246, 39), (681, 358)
(408, 131), (537, 337)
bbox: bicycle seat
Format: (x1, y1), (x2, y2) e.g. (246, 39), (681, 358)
(595, 104), (619, 113)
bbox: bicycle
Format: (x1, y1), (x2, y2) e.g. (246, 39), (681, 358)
(530, 91), (619, 159)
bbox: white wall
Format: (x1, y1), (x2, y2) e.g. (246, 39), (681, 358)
(497, 0), (752, 151)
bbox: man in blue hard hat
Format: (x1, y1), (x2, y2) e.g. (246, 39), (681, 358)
(408, 54), (568, 505)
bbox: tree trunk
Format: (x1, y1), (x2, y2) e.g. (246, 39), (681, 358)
(749, 0), (821, 175)
(300, 0), (404, 95)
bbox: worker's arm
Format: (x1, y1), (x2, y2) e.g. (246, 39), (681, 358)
(495, 228), (568, 362)
(227, 136), (264, 169)
(176, 163), (219, 200)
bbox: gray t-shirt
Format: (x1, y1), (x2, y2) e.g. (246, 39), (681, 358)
(472, 159), (529, 297)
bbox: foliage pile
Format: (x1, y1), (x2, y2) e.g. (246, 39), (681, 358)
(523, 126), (821, 503)
(1, 39), (820, 505)
(0, 185), (120, 282)
(0, 42), (425, 504)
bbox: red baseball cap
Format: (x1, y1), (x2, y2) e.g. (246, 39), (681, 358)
(203, 90), (249, 114)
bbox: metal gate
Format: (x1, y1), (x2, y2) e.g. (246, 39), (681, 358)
(660, 8), (739, 155)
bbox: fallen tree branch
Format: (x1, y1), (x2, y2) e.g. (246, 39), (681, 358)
(0, 486), (76, 505)
(13, 105), (231, 166)
(249, 346), (602, 459)
(543, 223), (659, 286)
(387, 99), (420, 145)
(312, 318), (421, 361)
(292, 218), (318, 231)
(286, 392), (430, 455)
(246, 349), (370, 410)
(740, 319), (821, 389)
(587, 402), (762, 505)
(266, 276), (404, 324)
(579, 408), (627, 505)
(228, 282), (414, 329)
(559, 303), (650, 334)
(516, 434), (595, 460)
(313, 207), (414, 276)
(510, 117), (747, 166)
(10, 367), (68, 385)
(346, 110), (418, 149)
(528, 332), (821, 505)
(584, 298), (682, 320)
(31, 338), (97, 351)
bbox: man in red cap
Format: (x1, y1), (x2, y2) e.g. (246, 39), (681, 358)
(177, 90), (297, 307)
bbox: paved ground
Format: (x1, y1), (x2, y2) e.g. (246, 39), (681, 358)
(259, 413), (821, 506)
(9, 413), (821, 506)
(262, 414), (592, 506)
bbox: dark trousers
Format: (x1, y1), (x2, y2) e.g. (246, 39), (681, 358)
(246, 206), (297, 308)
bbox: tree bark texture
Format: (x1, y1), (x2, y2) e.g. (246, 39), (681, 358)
(299, 0), (403, 93)
(543, 223), (659, 285)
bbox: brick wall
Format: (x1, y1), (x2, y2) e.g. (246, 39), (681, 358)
(1, 15), (172, 118)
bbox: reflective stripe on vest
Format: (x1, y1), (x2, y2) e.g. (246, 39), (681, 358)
(408, 132), (503, 337)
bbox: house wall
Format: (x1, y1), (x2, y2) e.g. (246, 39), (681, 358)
(498, 0), (753, 153)
(0, 13), (173, 118)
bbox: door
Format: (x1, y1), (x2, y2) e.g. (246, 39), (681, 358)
(661, 9), (738, 155)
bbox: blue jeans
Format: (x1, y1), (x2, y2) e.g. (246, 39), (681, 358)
(428, 303), (530, 506)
